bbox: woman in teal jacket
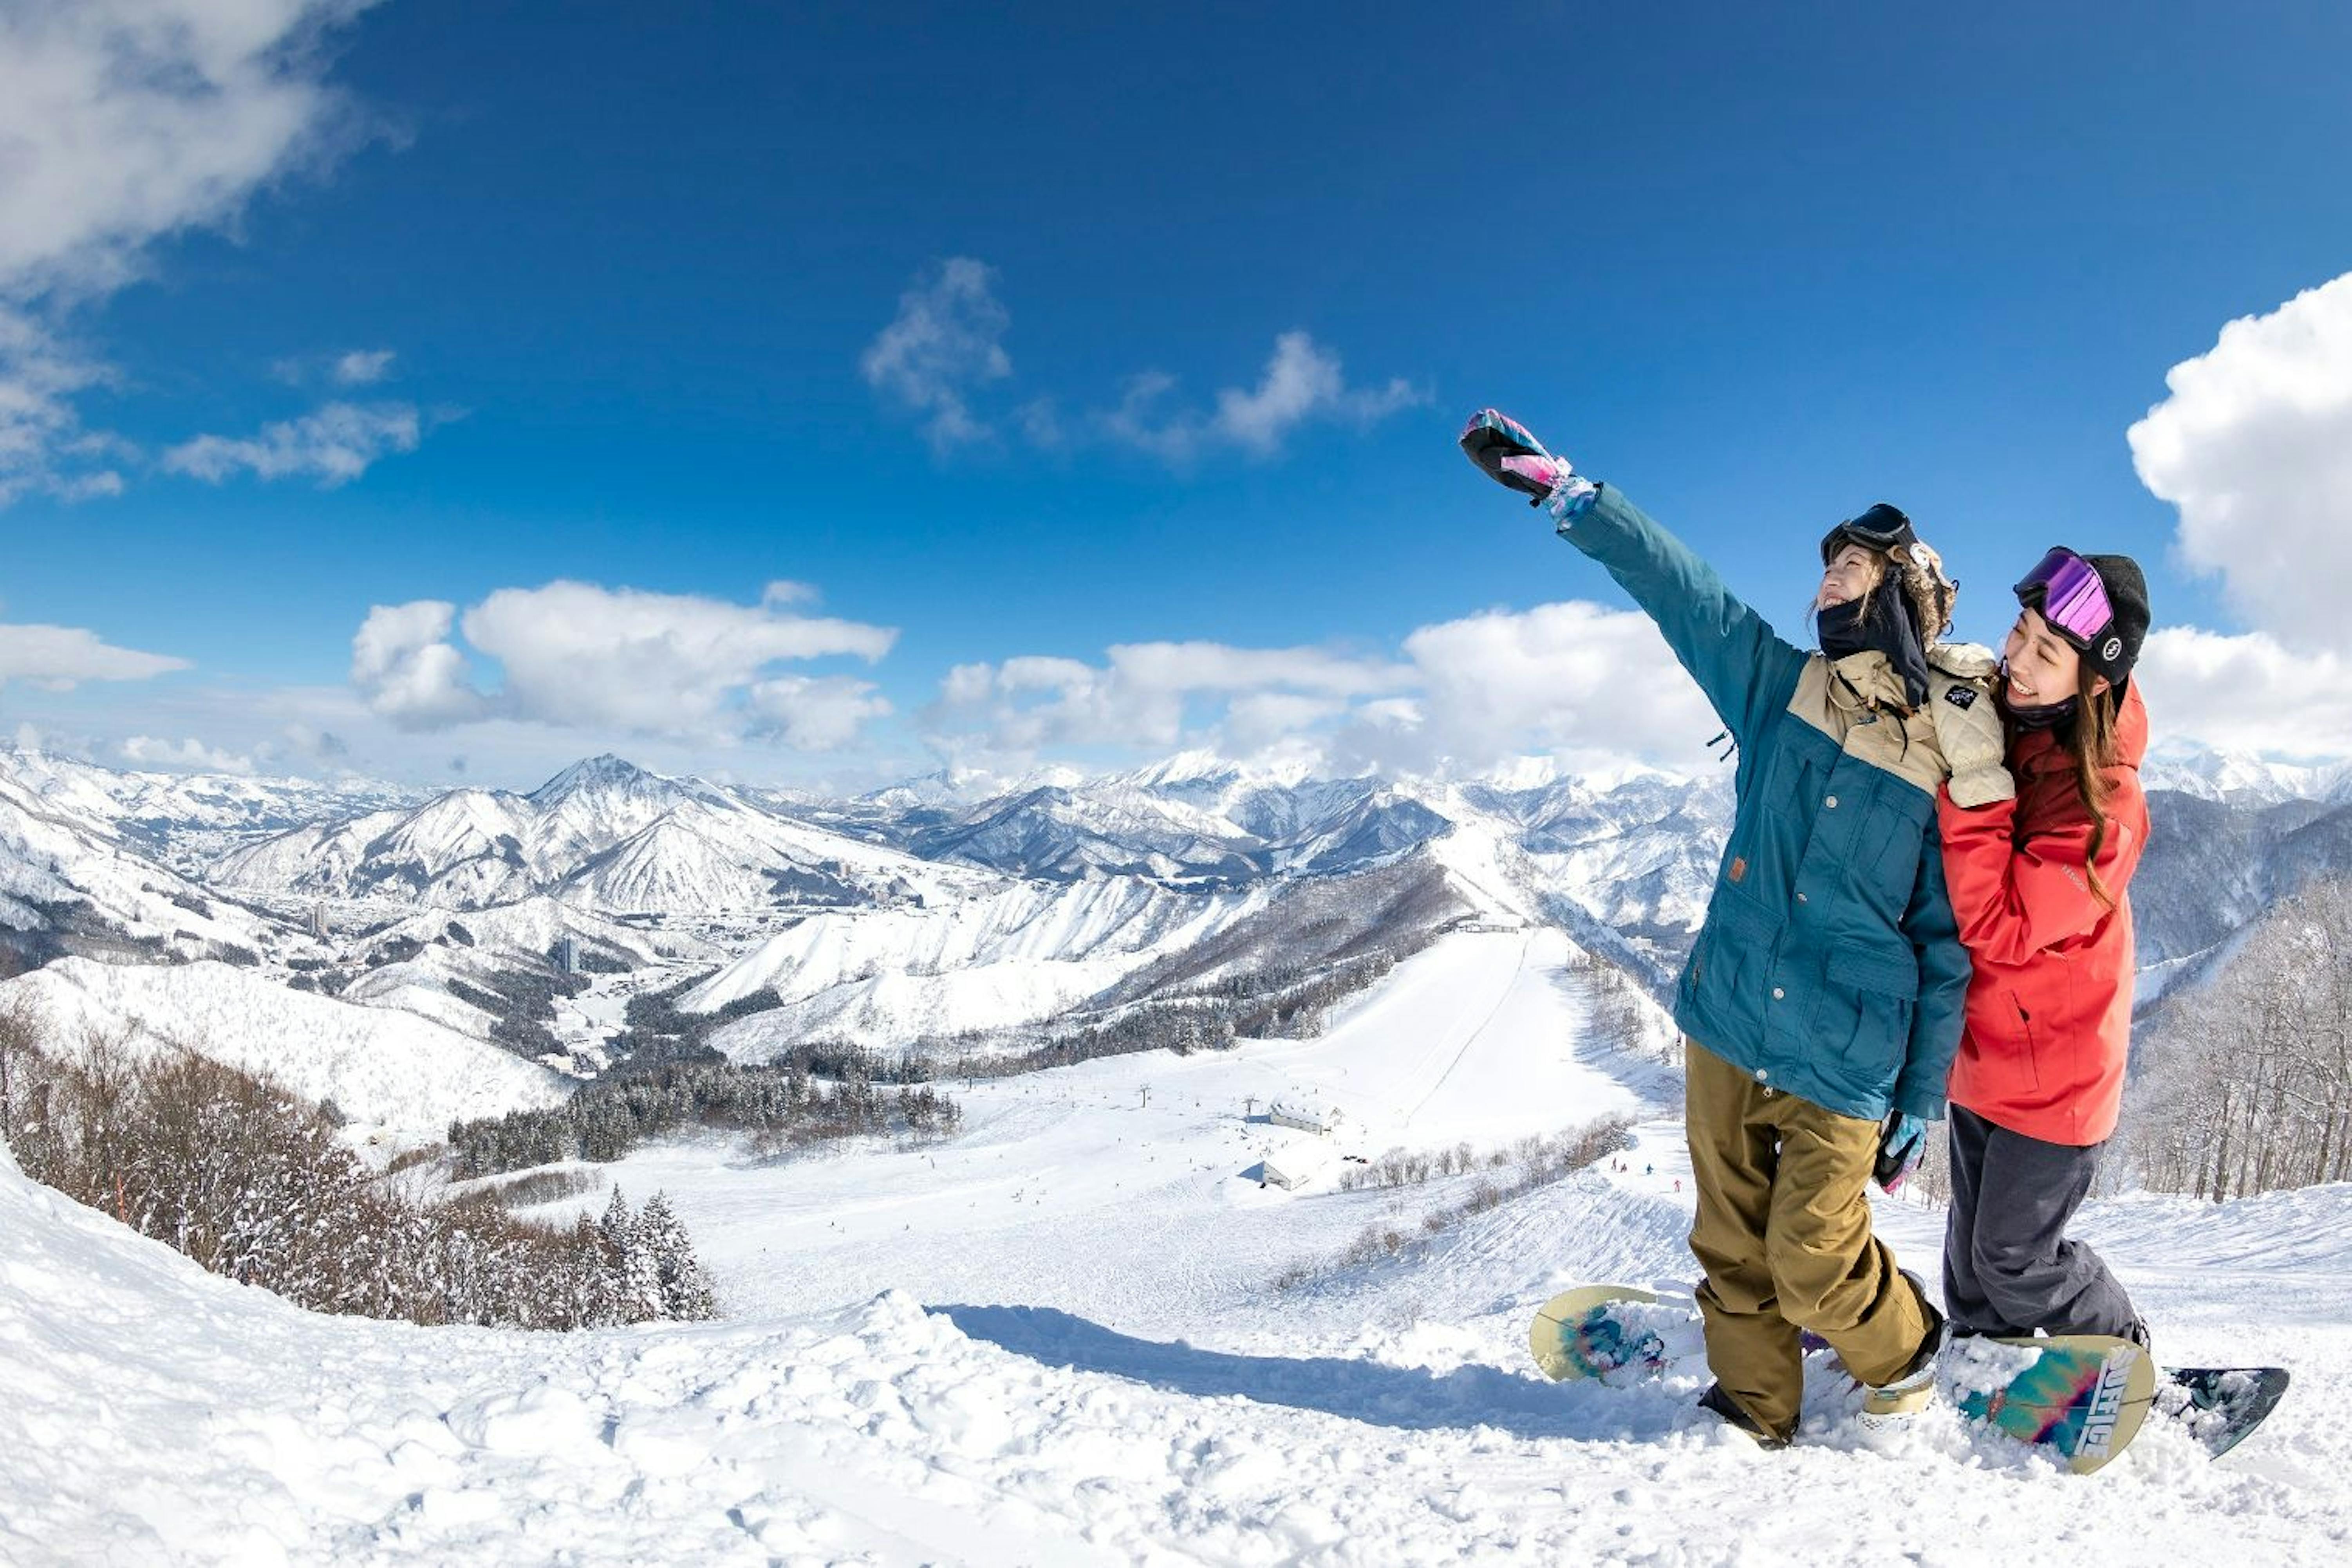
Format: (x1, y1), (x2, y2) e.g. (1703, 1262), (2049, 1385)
(1463, 410), (1972, 1447)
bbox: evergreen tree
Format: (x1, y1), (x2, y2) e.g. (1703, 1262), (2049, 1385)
(599, 1187), (665, 1323)
(564, 1213), (616, 1328)
(639, 1191), (717, 1321)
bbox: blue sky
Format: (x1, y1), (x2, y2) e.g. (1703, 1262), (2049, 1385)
(5, 0), (2351, 788)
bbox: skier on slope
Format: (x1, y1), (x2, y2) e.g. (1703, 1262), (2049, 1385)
(1922, 547), (2155, 1349)
(1461, 410), (1972, 1449)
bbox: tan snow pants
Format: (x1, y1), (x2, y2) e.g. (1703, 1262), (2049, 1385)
(1684, 1038), (1933, 1443)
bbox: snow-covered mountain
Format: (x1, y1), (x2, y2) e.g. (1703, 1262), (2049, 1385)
(908, 780), (1269, 881)
(687, 874), (1275, 1057)
(891, 759), (1704, 893)
(553, 792), (983, 913)
(2141, 738), (2352, 807)
(19, 742), (2352, 1087)
(0, 749), (428, 872)
(214, 755), (995, 916)
(2132, 787), (2352, 979)
(0, 773), (290, 970)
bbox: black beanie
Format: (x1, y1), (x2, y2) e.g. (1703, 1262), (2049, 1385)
(2079, 553), (2150, 690)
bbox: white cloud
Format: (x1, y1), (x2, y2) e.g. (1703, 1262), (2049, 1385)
(1098, 371), (1198, 465)
(349, 582), (898, 750)
(932, 639), (1413, 755)
(930, 602), (1719, 775)
(1213, 331), (1424, 455)
(1017, 396), (1066, 450)
(332, 348), (395, 385)
(118, 735), (256, 774)
(163, 400), (425, 486)
(858, 261), (1422, 468)
(2128, 272), (2352, 657)
(0, 621), (190, 690)
(747, 675), (894, 751)
(279, 721), (348, 760)
(1371, 602), (1718, 773)
(1109, 641), (1405, 698)
(0, 0), (374, 504)
(349, 600), (488, 730)
(860, 257), (1012, 453)
(1100, 332), (1427, 465)
(1223, 692), (1347, 756)
(2133, 625), (2352, 760)
(0, 307), (118, 504)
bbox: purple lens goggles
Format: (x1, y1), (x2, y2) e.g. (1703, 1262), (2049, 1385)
(2014, 547), (2113, 648)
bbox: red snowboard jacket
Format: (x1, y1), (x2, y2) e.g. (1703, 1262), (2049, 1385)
(1937, 684), (2150, 1145)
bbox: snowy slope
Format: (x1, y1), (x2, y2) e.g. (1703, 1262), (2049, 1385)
(691, 877), (1268, 1057)
(0, 958), (568, 1142)
(5, 930), (2350, 1566)
(369, 894), (716, 970)
(627, 928), (1652, 1326)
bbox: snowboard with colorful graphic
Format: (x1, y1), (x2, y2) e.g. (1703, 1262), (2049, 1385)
(1947, 1334), (2155, 1474)
(1526, 1284), (1703, 1382)
(1954, 1339), (2290, 1467)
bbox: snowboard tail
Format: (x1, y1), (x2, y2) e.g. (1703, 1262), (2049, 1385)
(2159, 1366), (2291, 1459)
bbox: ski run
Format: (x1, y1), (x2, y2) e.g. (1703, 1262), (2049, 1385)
(4, 926), (2349, 1564)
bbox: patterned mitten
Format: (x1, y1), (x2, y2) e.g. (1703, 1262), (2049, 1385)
(1460, 408), (1597, 520)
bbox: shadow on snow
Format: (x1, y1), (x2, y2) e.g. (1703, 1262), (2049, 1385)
(933, 1303), (1696, 1443)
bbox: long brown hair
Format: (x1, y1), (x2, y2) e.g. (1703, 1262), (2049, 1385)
(2063, 660), (2125, 910)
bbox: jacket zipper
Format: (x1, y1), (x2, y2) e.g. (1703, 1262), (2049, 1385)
(2010, 994), (2039, 1089)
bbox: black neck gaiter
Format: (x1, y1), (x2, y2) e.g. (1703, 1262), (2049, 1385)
(1997, 681), (2079, 735)
(1817, 589), (1929, 709)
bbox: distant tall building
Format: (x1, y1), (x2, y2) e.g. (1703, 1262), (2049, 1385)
(310, 903), (330, 940)
(556, 936), (580, 975)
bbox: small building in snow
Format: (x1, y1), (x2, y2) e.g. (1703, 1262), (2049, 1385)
(1268, 1102), (1341, 1136)
(1260, 1154), (1306, 1190)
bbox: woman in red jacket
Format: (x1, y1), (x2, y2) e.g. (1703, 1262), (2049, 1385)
(1929, 547), (2154, 1347)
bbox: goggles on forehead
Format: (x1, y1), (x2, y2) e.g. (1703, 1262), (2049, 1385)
(2014, 546), (2114, 649)
(1820, 503), (1915, 565)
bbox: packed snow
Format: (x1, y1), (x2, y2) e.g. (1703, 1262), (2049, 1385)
(6, 929), (2350, 1566)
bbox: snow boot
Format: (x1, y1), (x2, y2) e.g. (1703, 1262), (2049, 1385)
(1859, 1278), (1947, 1433)
(1698, 1382), (1790, 1451)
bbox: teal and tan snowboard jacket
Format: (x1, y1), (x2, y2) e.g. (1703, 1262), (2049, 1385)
(1558, 485), (1970, 1123)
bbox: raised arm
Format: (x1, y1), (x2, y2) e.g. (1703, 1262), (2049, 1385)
(1556, 485), (1809, 749)
(1460, 410), (1805, 747)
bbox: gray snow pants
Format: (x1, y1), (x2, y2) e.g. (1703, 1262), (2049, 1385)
(1941, 1103), (2140, 1339)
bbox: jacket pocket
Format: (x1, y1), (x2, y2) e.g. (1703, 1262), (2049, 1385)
(1687, 891), (1776, 1033)
(1858, 778), (1932, 925)
(1819, 948), (1918, 1093)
